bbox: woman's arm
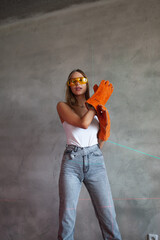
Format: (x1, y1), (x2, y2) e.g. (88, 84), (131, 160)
(98, 139), (105, 149)
(57, 102), (96, 129)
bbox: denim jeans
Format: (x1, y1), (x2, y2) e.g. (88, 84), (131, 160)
(58, 144), (122, 240)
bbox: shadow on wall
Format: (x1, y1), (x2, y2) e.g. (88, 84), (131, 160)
(0, 0), (100, 23)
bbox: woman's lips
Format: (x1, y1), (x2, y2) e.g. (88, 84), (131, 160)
(75, 87), (82, 91)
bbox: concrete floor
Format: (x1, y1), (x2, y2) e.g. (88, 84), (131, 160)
(0, 0), (160, 239)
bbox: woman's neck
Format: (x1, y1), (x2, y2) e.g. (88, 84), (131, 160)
(75, 95), (86, 108)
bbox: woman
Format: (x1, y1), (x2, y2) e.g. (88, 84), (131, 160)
(57, 69), (122, 240)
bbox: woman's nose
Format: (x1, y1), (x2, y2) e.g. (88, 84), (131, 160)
(75, 81), (80, 85)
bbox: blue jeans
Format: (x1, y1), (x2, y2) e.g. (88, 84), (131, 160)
(58, 144), (122, 240)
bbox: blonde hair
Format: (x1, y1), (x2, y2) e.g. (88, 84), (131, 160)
(65, 69), (90, 107)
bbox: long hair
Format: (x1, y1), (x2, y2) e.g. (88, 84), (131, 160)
(65, 69), (90, 107)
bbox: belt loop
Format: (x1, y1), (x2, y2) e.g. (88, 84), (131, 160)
(74, 146), (78, 152)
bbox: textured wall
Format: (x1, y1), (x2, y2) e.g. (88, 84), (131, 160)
(0, 0), (160, 239)
(0, 0), (100, 23)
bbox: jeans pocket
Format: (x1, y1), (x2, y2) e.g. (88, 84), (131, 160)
(91, 148), (103, 157)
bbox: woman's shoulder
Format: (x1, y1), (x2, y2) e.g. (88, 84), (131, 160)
(57, 101), (76, 124)
(57, 102), (74, 116)
(57, 101), (69, 110)
(57, 102), (67, 123)
(57, 101), (66, 105)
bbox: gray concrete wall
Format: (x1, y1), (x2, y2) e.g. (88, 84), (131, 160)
(0, 0), (160, 239)
(0, 0), (100, 23)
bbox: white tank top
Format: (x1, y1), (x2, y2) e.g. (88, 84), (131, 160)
(62, 116), (99, 147)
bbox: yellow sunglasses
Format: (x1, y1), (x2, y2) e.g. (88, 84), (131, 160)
(67, 77), (88, 86)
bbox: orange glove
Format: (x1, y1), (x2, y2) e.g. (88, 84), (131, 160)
(88, 81), (113, 141)
(96, 105), (110, 141)
(85, 80), (114, 111)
